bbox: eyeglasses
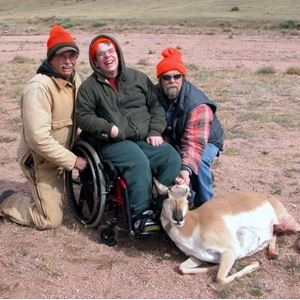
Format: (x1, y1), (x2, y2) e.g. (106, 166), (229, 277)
(56, 52), (78, 62)
(161, 74), (182, 81)
(96, 48), (116, 58)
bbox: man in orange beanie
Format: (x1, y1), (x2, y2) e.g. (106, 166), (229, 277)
(47, 24), (80, 62)
(0, 25), (86, 229)
(76, 35), (181, 235)
(155, 47), (224, 207)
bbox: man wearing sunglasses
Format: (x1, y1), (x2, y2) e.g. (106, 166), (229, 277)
(155, 47), (224, 207)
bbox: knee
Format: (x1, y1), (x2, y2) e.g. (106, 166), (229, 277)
(163, 144), (181, 166)
(36, 207), (63, 229)
(169, 150), (181, 168)
(130, 153), (150, 171)
(37, 212), (63, 229)
(200, 158), (211, 170)
(122, 155), (152, 185)
(47, 215), (63, 229)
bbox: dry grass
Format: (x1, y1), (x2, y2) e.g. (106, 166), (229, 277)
(256, 65), (276, 74)
(0, 1), (300, 298)
(1, 54), (300, 298)
(1, 0), (300, 33)
(286, 66), (300, 75)
(137, 57), (150, 66)
(11, 55), (33, 64)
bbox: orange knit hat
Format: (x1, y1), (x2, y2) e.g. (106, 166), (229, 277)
(47, 25), (79, 61)
(156, 47), (187, 78)
(90, 37), (117, 62)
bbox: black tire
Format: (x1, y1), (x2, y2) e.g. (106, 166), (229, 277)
(65, 141), (107, 228)
(98, 224), (117, 247)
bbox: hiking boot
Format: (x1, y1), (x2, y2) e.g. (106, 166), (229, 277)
(133, 210), (161, 236)
(0, 190), (15, 206)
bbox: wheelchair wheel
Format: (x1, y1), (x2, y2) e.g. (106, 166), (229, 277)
(98, 224), (117, 247)
(65, 141), (107, 228)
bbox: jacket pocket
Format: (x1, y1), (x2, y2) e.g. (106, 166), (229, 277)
(21, 151), (46, 169)
(51, 118), (73, 146)
(21, 152), (34, 169)
(20, 152), (39, 179)
(51, 118), (73, 129)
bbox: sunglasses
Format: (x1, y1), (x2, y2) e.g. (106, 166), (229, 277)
(161, 74), (182, 81)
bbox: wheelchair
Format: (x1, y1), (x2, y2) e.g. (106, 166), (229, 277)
(65, 140), (162, 246)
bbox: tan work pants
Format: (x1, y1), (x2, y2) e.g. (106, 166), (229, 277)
(0, 154), (65, 229)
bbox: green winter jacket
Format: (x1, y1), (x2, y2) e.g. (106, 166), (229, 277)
(76, 34), (166, 145)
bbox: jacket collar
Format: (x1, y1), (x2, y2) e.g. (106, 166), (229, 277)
(37, 59), (76, 88)
(52, 77), (73, 89)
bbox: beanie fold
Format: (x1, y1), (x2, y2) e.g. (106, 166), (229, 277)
(47, 25), (79, 61)
(156, 47), (186, 78)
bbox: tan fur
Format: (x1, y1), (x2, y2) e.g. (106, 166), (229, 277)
(158, 184), (300, 284)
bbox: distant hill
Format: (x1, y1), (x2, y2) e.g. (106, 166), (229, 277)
(0, 0), (299, 31)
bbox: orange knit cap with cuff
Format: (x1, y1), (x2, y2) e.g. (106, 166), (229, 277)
(156, 47), (187, 78)
(47, 25), (79, 61)
(90, 37), (117, 62)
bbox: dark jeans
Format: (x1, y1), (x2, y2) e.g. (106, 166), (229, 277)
(99, 140), (181, 216)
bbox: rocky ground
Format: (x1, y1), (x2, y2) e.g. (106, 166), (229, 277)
(0, 28), (299, 298)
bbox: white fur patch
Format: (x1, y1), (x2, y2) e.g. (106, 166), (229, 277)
(168, 225), (221, 263)
(223, 201), (278, 258)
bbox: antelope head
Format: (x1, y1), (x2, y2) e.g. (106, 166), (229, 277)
(154, 179), (190, 226)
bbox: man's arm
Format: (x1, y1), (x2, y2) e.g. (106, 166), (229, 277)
(180, 104), (213, 175)
(22, 82), (78, 171)
(146, 77), (167, 137)
(76, 84), (114, 137)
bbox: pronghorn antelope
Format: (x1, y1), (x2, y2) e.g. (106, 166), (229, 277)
(155, 181), (300, 284)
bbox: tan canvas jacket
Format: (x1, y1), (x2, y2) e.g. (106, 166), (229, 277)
(17, 72), (82, 171)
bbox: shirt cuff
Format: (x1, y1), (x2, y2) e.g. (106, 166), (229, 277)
(181, 165), (193, 175)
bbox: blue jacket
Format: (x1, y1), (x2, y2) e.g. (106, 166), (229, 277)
(156, 80), (224, 151)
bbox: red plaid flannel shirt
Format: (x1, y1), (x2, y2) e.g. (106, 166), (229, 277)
(180, 104), (213, 175)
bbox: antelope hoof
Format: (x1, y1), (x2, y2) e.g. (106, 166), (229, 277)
(268, 250), (279, 259)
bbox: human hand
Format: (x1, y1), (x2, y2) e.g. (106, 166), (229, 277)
(110, 125), (119, 138)
(146, 135), (163, 146)
(175, 170), (190, 186)
(74, 156), (87, 172)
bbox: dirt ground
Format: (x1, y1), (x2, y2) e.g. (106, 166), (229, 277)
(0, 28), (300, 298)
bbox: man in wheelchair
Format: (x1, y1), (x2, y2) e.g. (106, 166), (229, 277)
(76, 35), (181, 235)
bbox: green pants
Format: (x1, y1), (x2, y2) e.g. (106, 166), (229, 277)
(99, 140), (181, 216)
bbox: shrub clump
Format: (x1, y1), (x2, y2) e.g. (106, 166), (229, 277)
(256, 66), (276, 74)
(285, 67), (300, 76)
(11, 55), (33, 64)
(91, 21), (107, 28)
(60, 22), (73, 29)
(137, 58), (149, 66)
(230, 6), (240, 12)
(279, 19), (300, 29)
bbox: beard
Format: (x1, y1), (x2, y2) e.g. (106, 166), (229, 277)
(164, 86), (179, 100)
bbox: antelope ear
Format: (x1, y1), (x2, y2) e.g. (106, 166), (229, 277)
(186, 187), (191, 197)
(176, 183), (191, 197)
(153, 178), (169, 195)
